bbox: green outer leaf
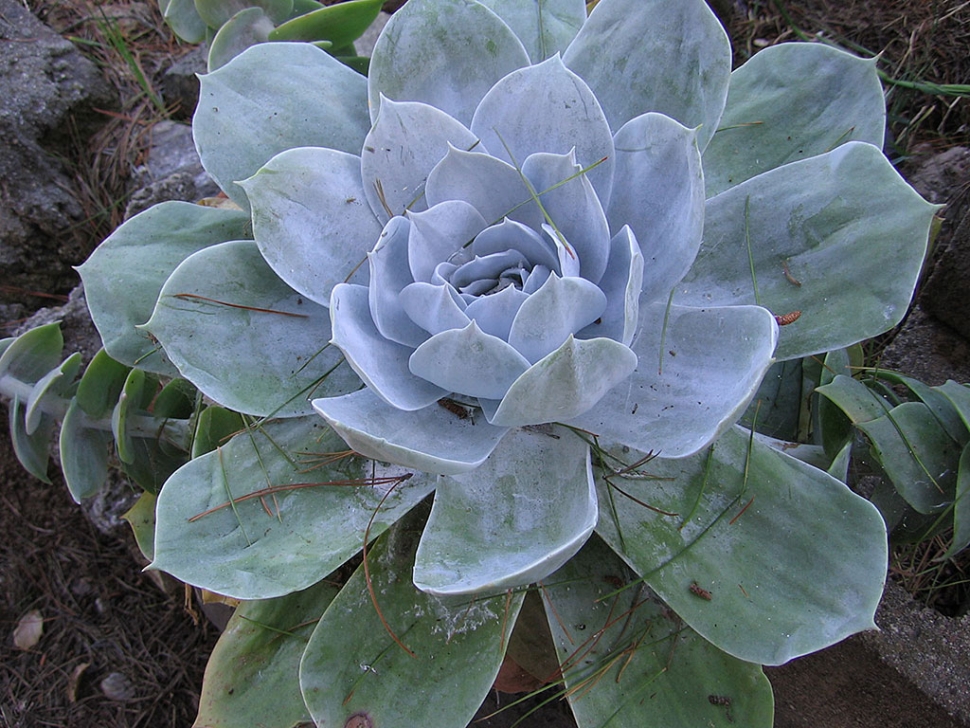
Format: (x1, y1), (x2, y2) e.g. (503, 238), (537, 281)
(112, 369), (154, 465)
(937, 380), (970, 443)
(269, 0), (383, 45)
(151, 417), (436, 599)
(159, 0), (207, 42)
(192, 406), (246, 458)
(942, 443), (970, 559)
(543, 537), (773, 728)
(123, 491), (157, 560)
(741, 359), (804, 441)
(75, 349), (132, 418)
(153, 378), (197, 420)
(195, 0), (292, 28)
(195, 580), (338, 728)
(857, 401), (960, 514)
(60, 398), (112, 502)
(477, 0), (586, 62)
(367, 0), (531, 126)
(595, 427), (886, 665)
(0, 322), (63, 383)
(299, 517), (524, 728)
(206, 7), (275, 72)
(413, 427), (596, 596)
(678, 142), (937, 361)
(563, 0), (731, 149)
(25, 352), (81, 435)
(9, 396), (54, 483)
(194, 42), (370, 208)
(704, 43), (886, 197)
(816, 374), (889, 424)
(145, 240), (360, 418)
(78, 202), (252, 377)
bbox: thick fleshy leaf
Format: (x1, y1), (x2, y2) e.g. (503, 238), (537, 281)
(477, 0), (586, 62)
(146, 241), (358, 418)
(413, 426), (596, 595)
(400, 282), (471, 335)
(948, 443), (970, 559)
(269, 0), (383, 45)
(490, 335), (637, 427)
(151, 417), (435, 599)
(407, 201), (489, 282)
(367, 216), (427, 347)
(362, 98), (481, 223)
(595, 427), (886, 665)
(409, 320), (531, 399)
(160, 0), (207, 43)
(938, 380), (970, 440)
(543, 537), (774, 728)
(196, 581), (338, 728)
(59, 399), (111, 502)
(677, 142), (937, 361)
(242, 147), (381, 306)
(569, 302), (777, 458)
(463, 285), (528, 341)
(471, 56), (615, 205)
(9, 396), (54, 483)
(330, 283), (447, 409)
(194, 43), (370, 207)
(563, 0), (730, 150)
(521, 150), (610, 283)
(195, 0), (292, 28)
(206, 7), (275, 72)
(704, 43), (886, 197)
(78, 201), (251, 376)
(576, 226), (643, 345)
(24, 353), (80, 435)
(367, 0), (530, 125)
(425, 146), (543, 229)
(300, 516), (523, 728)
(312, 387), (508, 475)
(609, 113), (704, 297)
(507, 274), (606, 363)
(857, 401), (960, 514)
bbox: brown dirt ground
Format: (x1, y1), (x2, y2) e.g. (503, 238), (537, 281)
(2, 1), (969, 727)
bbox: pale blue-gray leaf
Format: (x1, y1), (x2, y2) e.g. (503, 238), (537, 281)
(507, 274), (606, 363)
(362, 98), (481, 223)
(521, 150), (610, 283)
(595, 427), (886, 665)
(563, 0), (731, 150)
(413, 426), (596, 595)
(60, 398), (111, 503)
(677, 142), (937, 361)
(490, 335), (637, 427)
(151, 417), (435, 599)
(206, 7), (274, 72)
(425, 145), (543, 229)
(399, 282), (471, 335)
(313, 387), (508, 475)
(477, 0), (586, 62)
(409, 321), (531, 400)
(145, 241), (358, 418)
(609, 113), (704, 298)
(577, 226), (643, 346)
(569, 302), (778, 458)
(471, 55), (615, 205)
(368, 216), (428, 347)
(194, 43), (370, 207)
(241, 146), (382, 306)
(704, 43), (886, 197)
(470, 218), (559, 272)
(463, 285), (529, 341)
(78, 201), (251, 377)
(368, 0), (530, 125)
(407, 200), (489, 282)
(330, 283), (446, 410)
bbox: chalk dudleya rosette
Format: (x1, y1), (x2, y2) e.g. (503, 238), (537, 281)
(72, 0), (938, 724)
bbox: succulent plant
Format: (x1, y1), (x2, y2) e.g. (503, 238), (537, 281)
(1, 0), (939, 725)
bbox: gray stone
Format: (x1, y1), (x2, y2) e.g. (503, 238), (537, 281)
(161, 45), (206, 121)
(0, 0), (115, 320)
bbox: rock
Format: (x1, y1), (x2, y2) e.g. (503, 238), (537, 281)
(0, 0), (116, 320)
(161, 45), (206, 121)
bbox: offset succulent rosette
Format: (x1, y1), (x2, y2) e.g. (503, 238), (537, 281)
(75, 0), (937, 725)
